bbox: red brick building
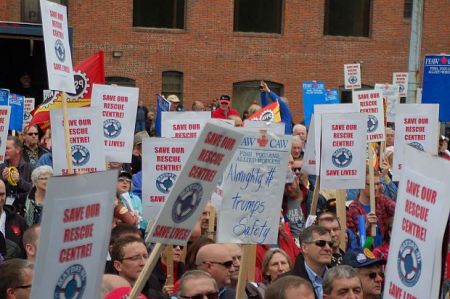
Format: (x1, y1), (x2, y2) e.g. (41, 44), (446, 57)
(1, 0), (449, 122)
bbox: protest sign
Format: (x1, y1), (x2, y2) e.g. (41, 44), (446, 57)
(161, 111), (211, 138)
(0, 106), (11, 163)
(375, 83), (400, 123)
(393, 72), (408, 98)
(383, 146), (450, 299)
(23, 98), (35, 128)
(142, 138), (194, 220)
(302, 81), (326, 126)
(39, 0), (75, 93)
(326, 88), (340, 102)
(91, 84), (139, 162)
(51, 107), (105, 175)
(8, 93), (24, 131)
(353, 89), (385, 142)
(217, 130), (291, 244)
(320, 112), (367, 189)
(147, 121), (244, 245)
(344, 64), (361, 89)
(422, 55), (450, 121)
(302, 114), (316, 175)
(0, 89), (9, 105)
(30, 170), (117, 299)
(393, 104), (439, 180)
(314, 104), (359, 174)
(243, 120), (285, 135)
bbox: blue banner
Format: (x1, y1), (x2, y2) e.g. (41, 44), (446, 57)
(155, 94), (170, 137)
(8, 93), (25, 131)
(326, 89), (340, 103)
(422, 55), (449, 121)
(302, 81), (326, 126)
(0, 89), (9, 106)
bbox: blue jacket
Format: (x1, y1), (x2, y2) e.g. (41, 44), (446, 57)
(260, 90), (293, 134)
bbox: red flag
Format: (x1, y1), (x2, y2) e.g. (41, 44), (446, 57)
(30, 51), (105, 131)
(247, 101), (281, 122)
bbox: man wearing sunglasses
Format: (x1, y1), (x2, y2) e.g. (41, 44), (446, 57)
(291, 225), (333, 299)
(177, 270), (219, 299)
(343, 249), (385, 299)
(211, 95), (240, 120)
(22, 125), (49, 168)
(195, 244), (236, 299)
(0, 258), (34, 299)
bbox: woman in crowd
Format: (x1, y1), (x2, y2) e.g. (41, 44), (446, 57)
(24, 165), (53, 226)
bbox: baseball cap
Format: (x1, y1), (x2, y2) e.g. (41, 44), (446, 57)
(167, 94), (180, 103)
(134, 131), (150, 147)
(343, 248), (385, 268)
(219, 95), (231, 104)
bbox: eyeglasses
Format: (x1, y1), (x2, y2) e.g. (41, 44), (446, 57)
(118, 178), (132, 183)
(14, 284), (32, 289)
(27, 132), (38, 136)
(121, 253), (148, 261)
(292, 167), (302, 173)
(367, 272), (384, 280)
(179, 291), (219, 299)
(38, 177), (49, 181)
(304, 239), (334, 248)
(203, 260), (234, 268)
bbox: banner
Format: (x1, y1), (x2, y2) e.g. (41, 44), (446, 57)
(302, 81), (326, 126)
(247, 102), (281, 123)
(147, 121), (244, 245)
(161, 111), (211, 138)
(320, 112), (367, 189)
(40, 0), (75, 93)
(383, 147), (450, 299)
(142, 138), (194, 220)
(353, 89), (385, 142)
(422, 55), (450, 121)
(393, 104), (439, 180)
(375, 83), (400, 123)
(23, 98), (35, 128)
(0, 107), (11, 163)
(91, 84), (139, 162)
(217, 130), (291, 244)
(30, 170), (116, 299)
(8, 93), (24, 131)
(155, 94), (170, 137)
(51, 107), (105, 175)
(393, 72), (408, 98)
(344, 63), (361, 89)
(0, 89), (9, 106)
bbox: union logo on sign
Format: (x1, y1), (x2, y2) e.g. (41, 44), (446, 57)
(54, 264), (87, 299)
(54, 39), (66, 62)
(172, 183), (203, 223)
(397, 238), (422, 287)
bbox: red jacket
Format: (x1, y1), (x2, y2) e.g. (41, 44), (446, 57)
(211, 108), (241, 119)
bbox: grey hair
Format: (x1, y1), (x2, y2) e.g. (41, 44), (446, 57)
(291, 135), (302, 143)
(178, 270), (217, 296)
(31, 165), (53, 184)
(323, 265), (360, 295)
(261, 248), (292, 280)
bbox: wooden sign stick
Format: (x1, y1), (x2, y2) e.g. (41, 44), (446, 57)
(208, 207), (216, 240)
(309, 176), (321, 216)
(368, 143), (377, 236)
(235, 244), (251, 299)
(165, 245), (174, 286)
(62, 92), (74, 174)
(335, 189), (347, 252)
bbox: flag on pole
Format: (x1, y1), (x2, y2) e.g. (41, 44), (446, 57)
(154, 94), (170, 136)
(247, 101), (281, 122)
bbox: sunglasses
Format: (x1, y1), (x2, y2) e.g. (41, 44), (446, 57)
(305, 239), (334, 248)
(179, 291), (219, 299)
(204, 260), (234, 268)
(367, 271), (384, 280)
(292, 167), (302, 173)
(27, 132), (38, 136)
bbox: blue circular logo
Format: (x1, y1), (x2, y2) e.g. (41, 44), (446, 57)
(72, 145), (90, 166)
(397, 239), (422, 287)
(156, 172), (177, 194)
(332, 148), (353, 168)
(367, 115), (379, 133)
(54, 264), (87, 299)
(348, 76), (358, 84)
(54, 39), (66, 62)
(399, 84), (405, 93)
(408, 142), (424, 151)
(103, 119), (122, 138)
(172, 183), (203, 223)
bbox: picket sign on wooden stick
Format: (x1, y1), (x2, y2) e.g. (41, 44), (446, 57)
(246, 245), (256, 282)
(165, 245), (174, 286)
(236, 244), (252, 299)
(335, 189), (347, 252)
(208, 207), (216, 240)
(61, 92), (74, 174)
(368, 143), (377, 236)
(309, 176), (321, 216)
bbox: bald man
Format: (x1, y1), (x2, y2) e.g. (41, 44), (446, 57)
(196, 244), (236, 299)
(224, 244), (242, 289)
(293, 124), (307, 141)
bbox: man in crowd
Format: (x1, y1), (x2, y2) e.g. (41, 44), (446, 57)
(260, 80), (293, 134)
(343, 249), (384, 299)
(265, 276), (315, 299)
(224, 243), (242, 290)
(22, 224), (40, 262)
(0, 136), (33, 214)
(131, 131), (149, 175)
(211, 95), (240, 120)
(22, 125), (49, 168)
(317, 212), (344, 267)
(293, 124), (307, 142)
(323, 265), (363, 299)
(177, 270), (218, 299)
(167, 94), (184, 112)
(196, 243), (236, 298)
(291, 225), (333, 299)
(283, 170), (307, 239)
(192, 100), (206, 111)
(0, 258), (34, 299)
(386, 127), (395, 147)
(291, 135), (304, 161)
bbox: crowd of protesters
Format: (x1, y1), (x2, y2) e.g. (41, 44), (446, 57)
(0, 81), (449, 299)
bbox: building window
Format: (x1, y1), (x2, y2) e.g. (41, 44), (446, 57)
(339, 84), (373, 103)
(232, 80), (283, 115)
(404, 0), (413, 19)
(324, 0), (371, 37)
(133, 0), (185, 29)
(162, 71), (183, 100)
(21, 0), (68, 23)
(234, 0), (283, 34)
(105, 77), (136, 87)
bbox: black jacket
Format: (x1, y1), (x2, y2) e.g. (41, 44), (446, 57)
(289, 254), (320, 299)
(3, 205), (27, 258)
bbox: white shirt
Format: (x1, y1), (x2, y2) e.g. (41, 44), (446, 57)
(0, 210), (6, 238)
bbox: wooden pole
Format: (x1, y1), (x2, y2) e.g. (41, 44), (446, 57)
(62, 92), (74, 174)
(246, 245), (256, 282)
(309, 176), (321, 216)
(335, 189), (347, 252)
(235, 244), (251, 299)
(368, 143), (377, 236)
(165, 245), (174, 286)
(208, 207), (216, 240)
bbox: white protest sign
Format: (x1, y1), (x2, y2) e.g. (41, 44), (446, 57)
(30, 170), (117, 299)
(353, 89), (385, 142)
(393, 72), (409, 98)
(161, 111), (211, 138)
(314, 104), (359, 174)
(23, 98), (35, 128)
(393, 104), (439, 180)
(243, 120), (285, 135)
(51, 107), (106, 175)
(375, 83), (400, 123)
(148, 121), (244, 245)
(217, 130), (291, 244)
(344, 63), (361, 89)
(302, 114), (316, 175)
(91, 84), (139, 162)
(0, 107), (10, 163)
(40, 0), (75, 93)
(320, 112), (367, 189)
(142, 138), (194, 220)
(383, 147), (450, 299)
